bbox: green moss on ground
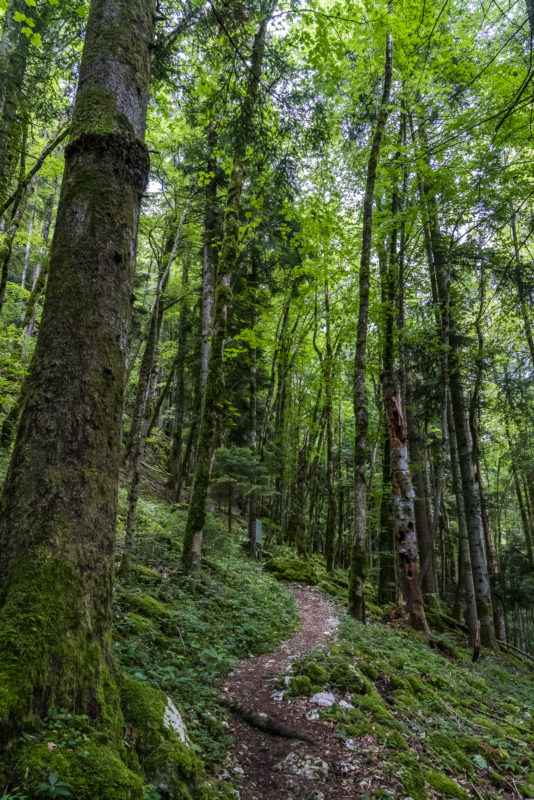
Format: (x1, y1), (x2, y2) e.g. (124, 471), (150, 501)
(426, 769), (470, 799)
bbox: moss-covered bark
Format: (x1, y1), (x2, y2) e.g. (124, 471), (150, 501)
(0, 0), (32, 207)
(323, 281), (337, 572)
(0, 0), (155, 780)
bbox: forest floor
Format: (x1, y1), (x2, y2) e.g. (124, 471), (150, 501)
(222, 588), (387, 800)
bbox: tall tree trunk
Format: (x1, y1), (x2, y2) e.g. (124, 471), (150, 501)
(377, 425), (395, 603)
(200, 119), (218, 394)
(510, 215), (534, 364)
(182, 1), (276, 573)
(382, 370), (431, 635)
(288, 431), (308, 557)
(0, 0), (32, 206)
(324, 280), (337, 571)
(0, 0), (153, 748)
(418, 117), (495, 647)
(405, 374), (437, 598)
(0, 176), (33, 312)
(20, 195), (36, 288)
(22, 183), (56, 339)
(376, 226), (396, 604)
(247, 252), (259, 554)
(348, 30), (393, 620)
(448, 395), (478, 649)
(168, 252), (191, 500)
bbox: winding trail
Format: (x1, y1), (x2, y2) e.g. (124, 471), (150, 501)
(222, 587), (373, 800)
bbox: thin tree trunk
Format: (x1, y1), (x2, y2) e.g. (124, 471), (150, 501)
(0, 177), (33, 313)
(182, 1), (276, 572)
(448, 395), (478, 649)
(168, 253), (191, 499)
(20, 197), (36, 288)
(248, 252), (259, 554)
(200, 119), (218, 394)
(417, 116), (495, 647)
(349, 30), (393, 620)
(510, 214), (534, 364)
(324, 280), (337, 571)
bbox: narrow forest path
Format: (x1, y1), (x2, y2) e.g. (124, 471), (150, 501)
(221, 587), (372, 800)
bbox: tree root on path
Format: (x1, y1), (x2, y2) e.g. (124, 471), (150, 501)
(220, 696), (314, 743)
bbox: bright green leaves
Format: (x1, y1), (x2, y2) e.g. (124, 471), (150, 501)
(13, 7), (42, 46)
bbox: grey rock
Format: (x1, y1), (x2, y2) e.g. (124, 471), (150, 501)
(310, 691), (336, 707)
(273, 752), (329, 780)
(286, 778), (301, 796)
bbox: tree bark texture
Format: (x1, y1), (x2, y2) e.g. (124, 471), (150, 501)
(348, 30), (392, 620)
(382, 370), (431, 636)
(0, 0), (154, 737)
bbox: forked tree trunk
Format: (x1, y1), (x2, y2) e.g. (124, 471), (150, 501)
(0, 0), (154, 744)
(382, 370), (431, 636)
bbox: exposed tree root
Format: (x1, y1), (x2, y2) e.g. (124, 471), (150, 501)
(220, 696), (314, 743)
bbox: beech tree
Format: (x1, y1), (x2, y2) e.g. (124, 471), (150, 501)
(0, 0), (156, 787)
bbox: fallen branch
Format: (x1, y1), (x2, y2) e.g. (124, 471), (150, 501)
(220, 696), (314, 743)
(497, 639), (534, 665)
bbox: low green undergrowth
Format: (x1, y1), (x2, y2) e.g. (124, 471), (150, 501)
(281, 609), (534, 799)
(114, 496), (299, 768)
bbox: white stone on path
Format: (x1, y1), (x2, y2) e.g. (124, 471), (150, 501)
(310, 691), (337, 706)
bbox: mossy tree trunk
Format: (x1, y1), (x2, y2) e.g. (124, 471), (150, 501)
(376, 215), (396, 605)
(247, 250), (259, 554)
(324, 280), (337, 572)
(169, 252), (192, 501)
(288, 431), (309, 557)
(200, 118), (218, 395)
(0, 0), (32, 207)
(0, 0), (154, 741)
(182, 0), (276, 573)
(416, 114), (495, 647)
(448, 394), (478, 646)
(405, 374), (436, 599)
(382, 370), (431, 636)
(348, 30), (392, 620)
(0, 175), (33, 313)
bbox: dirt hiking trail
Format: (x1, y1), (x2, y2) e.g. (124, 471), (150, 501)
(221, 587), (380, 800)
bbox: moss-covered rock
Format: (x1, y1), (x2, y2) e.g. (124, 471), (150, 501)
(285, 675), (313, 697)
(121, 677), (202, 796)
(352, 691), (394, 723)
(264, 556), (318, 585)
(294, 661), (329, 685)
(329, 662), (368, 694)
(358, 661), (379, 681)
(121, 592), (170, 619)
(8, 739), (145, 800)
(426, 769), (470, 800)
